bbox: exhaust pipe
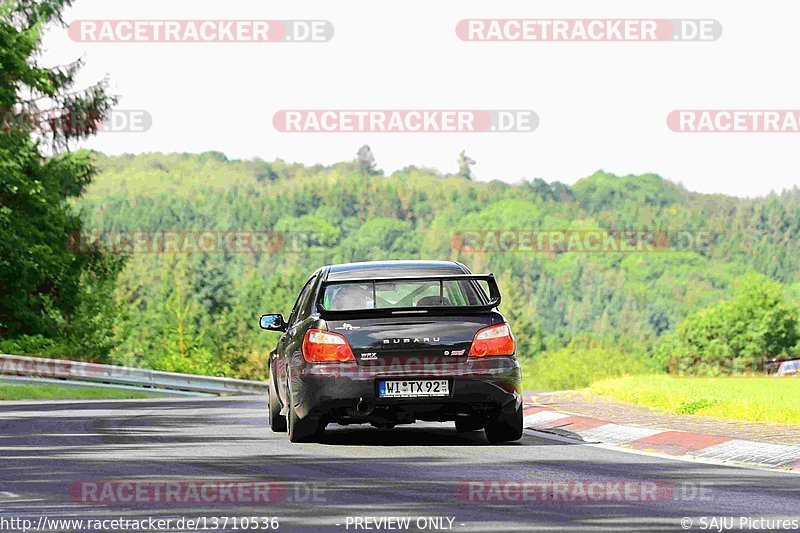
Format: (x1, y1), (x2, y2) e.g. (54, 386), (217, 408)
(355, 397), (374, 416)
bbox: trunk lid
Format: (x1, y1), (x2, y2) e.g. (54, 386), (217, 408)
(324, 314), (496, 366)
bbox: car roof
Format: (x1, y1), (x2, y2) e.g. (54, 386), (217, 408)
(323, 260), (470, 281)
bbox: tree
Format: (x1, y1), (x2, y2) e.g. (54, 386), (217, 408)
(656, 274), (800, 375)
(457, 150), (475, 179)
(356, 145), (378, 175)
(338, 217), (420, 262)
(0, 0), (118, 342)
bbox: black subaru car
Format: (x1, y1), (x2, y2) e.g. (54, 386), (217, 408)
(260, 260), (523, 443)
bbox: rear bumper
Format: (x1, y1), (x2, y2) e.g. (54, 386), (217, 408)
(288, 356), (522, 421)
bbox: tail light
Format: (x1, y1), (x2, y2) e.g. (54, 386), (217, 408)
(468, 323), (515, 357)
(302, 329), (355, 363)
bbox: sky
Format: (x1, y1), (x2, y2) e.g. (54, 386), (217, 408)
(40, 0), (800, 198)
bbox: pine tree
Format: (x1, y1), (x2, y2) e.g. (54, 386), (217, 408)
(457, 150), (475, 179)
(356, 145), (378, 175)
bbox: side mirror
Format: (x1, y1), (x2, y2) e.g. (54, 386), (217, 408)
(259, 314), (287, 332)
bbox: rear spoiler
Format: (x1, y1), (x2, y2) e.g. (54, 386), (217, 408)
(317, 274), (502, 318)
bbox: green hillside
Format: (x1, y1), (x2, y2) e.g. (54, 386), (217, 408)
(49, 151), (796, 384)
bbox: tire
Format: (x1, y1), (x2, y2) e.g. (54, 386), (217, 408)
(455, 416), (485, 433)
(484, 404), (523, 443)
(268, 377), (287, 432)
(288, 403), (323, 443)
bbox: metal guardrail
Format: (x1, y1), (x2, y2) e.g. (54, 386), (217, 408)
(0, 354), (269, 396)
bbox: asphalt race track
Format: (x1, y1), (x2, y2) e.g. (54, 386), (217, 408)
(1, 396), (799, 532)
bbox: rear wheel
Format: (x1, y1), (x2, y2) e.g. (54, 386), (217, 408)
(288, 403), (324, 443)
(268, 376), (287, 432)
(484, 404), (523, 443)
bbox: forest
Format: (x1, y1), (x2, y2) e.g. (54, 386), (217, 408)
(5, 149), (799, 387)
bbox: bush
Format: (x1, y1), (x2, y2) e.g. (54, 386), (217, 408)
(154, 347), (232, 377)
(0, 335), (64, 358)
(655, 274), (799, 375)
(521, 339), (656, 390)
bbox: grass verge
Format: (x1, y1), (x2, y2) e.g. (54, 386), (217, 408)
(0, 382), (165, 401)
(589, 375), (800, 424)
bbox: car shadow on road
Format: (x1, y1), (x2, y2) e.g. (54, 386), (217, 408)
(317, 424), (575, 447)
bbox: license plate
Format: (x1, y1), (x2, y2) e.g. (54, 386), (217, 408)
(378, 379), (449, 398)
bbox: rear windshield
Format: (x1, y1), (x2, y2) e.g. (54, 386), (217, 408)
(322, 279), (486, 311)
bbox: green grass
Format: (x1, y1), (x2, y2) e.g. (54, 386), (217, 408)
(589, 375), (800, 424)
(0, 382), (164, 400)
